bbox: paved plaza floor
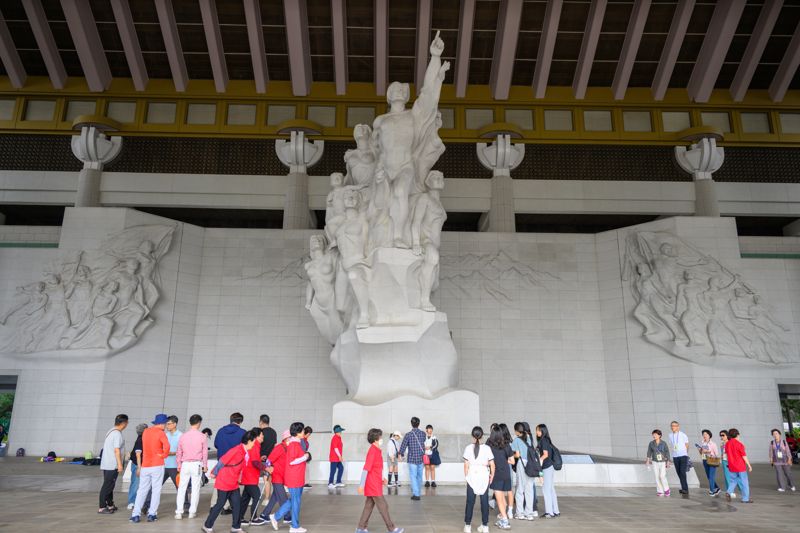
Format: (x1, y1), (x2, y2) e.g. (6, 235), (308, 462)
(1, 458), (799, 532)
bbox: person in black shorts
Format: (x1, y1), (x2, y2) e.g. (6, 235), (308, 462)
(487, 425), (513, 530)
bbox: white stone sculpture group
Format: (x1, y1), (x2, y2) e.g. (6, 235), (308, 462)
(305, 32), (449, 344)
(625, 231), (796, 365)
(0, 225), (174, 356)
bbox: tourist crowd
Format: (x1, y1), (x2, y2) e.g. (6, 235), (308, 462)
(95, 413), (795, 533)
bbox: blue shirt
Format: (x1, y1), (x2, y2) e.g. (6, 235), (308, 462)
(510, 436), (532, 465)
(164, 430), (182, 468)
(398, 428), (427, 465)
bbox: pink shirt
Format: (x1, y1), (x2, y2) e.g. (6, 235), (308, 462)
(176, 428), (208, 469)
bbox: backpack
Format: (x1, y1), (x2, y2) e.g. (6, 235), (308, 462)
(523, 442), (542, 477)
(551, 445), (563, 471)
(15, 447), (25, 457)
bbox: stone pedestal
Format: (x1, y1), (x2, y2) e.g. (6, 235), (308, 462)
(332, 390), (480, 434)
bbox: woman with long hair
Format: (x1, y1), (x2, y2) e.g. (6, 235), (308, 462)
(487, 425), (513, 530)
(536, 424), (560, 518)
(462, 426), (495, 533)
(497, 423), (515, 517)
(511, 422), (537, 519)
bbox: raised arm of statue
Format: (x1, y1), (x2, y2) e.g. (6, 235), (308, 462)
(412, 31), (448, 119)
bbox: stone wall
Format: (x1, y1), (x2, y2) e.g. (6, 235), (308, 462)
(1, 208), (799, 458)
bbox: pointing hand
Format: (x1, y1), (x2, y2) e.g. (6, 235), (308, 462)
(430, 30), (444, 56)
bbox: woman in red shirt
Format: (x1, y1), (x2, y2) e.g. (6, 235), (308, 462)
(724, 428), (753, 504)
(356, 429), (404, 533)
(203, 429), (259, 533)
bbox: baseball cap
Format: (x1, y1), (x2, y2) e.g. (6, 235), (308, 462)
(333, 424), (345, 433)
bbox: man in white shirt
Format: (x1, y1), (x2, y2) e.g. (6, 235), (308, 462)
(98, 414), (128, 514)
(669, 421), (690, 494)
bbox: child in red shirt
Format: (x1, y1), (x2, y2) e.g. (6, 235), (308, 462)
(203, 429), (259, 533)
(270, 423), (311, 533)
(357, 429), (404, 533)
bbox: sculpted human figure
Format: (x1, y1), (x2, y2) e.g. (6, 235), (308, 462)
(0, 282), (47, 352)
(64, 265), (93, 327)
(344, 124), (376, 187)
(335, 189), (371, 328)
(372, 31), (450, 246)
(633, 263), (686, 341)
(305, 235), (343, 343)
(653, 243), (710, 295)
(325, 172), (346, 244)
(701, 275), (740, 356)
(61, 281), (119, 350)
(109, 259), (149, 340)
(31, 272), (70, 351)
(674, 270), (710, 347)
(410, 170), (446, 311)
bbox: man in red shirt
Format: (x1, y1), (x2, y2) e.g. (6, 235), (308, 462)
(130, 414), (171, 523)
(357, 429), (404, 533)
(724, 428), (753, 503)
(202, 429), (259, 533)
(328, 425), (345, 489)
(269, 422), (311, 533)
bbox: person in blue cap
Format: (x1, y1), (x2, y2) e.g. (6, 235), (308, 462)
(130, 413), (170, 523)
(328, 425), (346, 488)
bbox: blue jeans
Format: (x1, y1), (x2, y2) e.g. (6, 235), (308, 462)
(408, 463), (424, 497)
(703, 460), (718, 492)
(721, 460), (733, 491)
(542, 466), (559, 515)
(128, 463), (139, 506)
(727, 470), (750, 502)
(329, 462), (344, 485)
(275, 487), (303, 529)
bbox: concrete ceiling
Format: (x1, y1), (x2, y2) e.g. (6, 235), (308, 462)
(0, 0), (798, 101)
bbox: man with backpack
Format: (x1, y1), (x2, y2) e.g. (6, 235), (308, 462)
(98, 414), (128, 515)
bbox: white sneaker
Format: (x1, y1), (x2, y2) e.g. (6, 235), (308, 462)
(127, 503), (134, 510)
(336, 482), (346, 487)
(269, 514), (278, 530)
(201, 527), (213, 533)
(477, 526), (489, 533)
(175, 512), (182, 520)
(792, 486), (796, 492)
(289, 528), (307, 533)
(463, 525), (472, 533)
(526, 515), (535, 521)
(532, 511), (539, 518)
(231, 529), (244, 533)
(328, 483), (336, 489)
(514, 514), (524, 520)
(778, 488), (786, 492)
(188, 513), (197, 519)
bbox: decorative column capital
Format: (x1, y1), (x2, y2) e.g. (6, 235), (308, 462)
(70, 125), (122, 171)
(275, 130), (324, 174)
(674, 137), (724, 181)
(476, 134), (525, 177)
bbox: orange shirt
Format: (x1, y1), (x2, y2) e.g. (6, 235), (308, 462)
(141, 426), (171, 468)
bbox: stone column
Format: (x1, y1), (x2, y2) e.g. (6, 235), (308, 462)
(476, 134), (525, 232)
(275, 130), (324, 229)
(70, 126), (122, 207)
(674, 137), (724, 217)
